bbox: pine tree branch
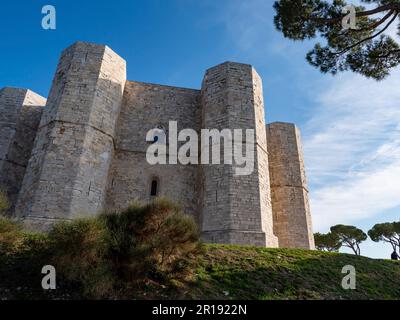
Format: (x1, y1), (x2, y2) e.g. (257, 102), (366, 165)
(310, 3), (400, 24)
(333, 10), (395, 45)
(334, 12), (398, 55)
(375, 49), (400, 59)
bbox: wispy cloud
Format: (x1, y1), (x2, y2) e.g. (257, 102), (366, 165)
(303, 70), (400, 230)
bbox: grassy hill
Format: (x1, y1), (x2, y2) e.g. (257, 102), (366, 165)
(1, 244), (399, 300)
(185, 245), (400, 300)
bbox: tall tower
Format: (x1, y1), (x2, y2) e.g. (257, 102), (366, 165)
(200, 62), (278, 247)
(267, 122), (315, 249)
(0, 88), (46, 214)
(15, 42), (126, 230)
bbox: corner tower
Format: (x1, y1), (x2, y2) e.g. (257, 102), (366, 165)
(200, 62), (278, 247)
(0, 88), (46, 214)
(267, 122), (315, 249)
(15, 42), (126, 229)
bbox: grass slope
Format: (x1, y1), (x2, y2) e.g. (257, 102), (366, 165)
(186, 245), (400, 300)
(1, 244), (399, 300)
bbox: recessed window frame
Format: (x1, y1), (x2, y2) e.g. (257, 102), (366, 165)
(150, 176), (160, 197)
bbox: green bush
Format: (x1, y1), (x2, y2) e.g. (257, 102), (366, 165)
(102, 198), (201, 282)
(48, 218), (113, 298)
(48, 198), (201, 298)
(0, 218), (24, 254)
(0, 215), (50, 256)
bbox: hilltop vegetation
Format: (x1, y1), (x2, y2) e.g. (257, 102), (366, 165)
(1, 197), (399, 300)
(1, 239), (399, 300)
(189, 245), (400, 300)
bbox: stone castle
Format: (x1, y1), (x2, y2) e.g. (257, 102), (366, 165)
(0, 41), (314, 249)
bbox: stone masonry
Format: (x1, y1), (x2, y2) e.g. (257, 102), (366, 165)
(267, 123), (315, 249)
(200, 63), (278, 247)
(0, 88), (46, 215)
(0, 41), (314, 249)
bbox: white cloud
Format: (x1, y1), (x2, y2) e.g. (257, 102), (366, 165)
(303, 69), (400, 230)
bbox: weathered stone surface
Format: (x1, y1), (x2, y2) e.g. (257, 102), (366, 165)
(0, 88), (46, 214)
(0, 42), (315, 249)
(267, 122), (315, 249)
(105, 81), (201, 221)
(200, 62), (278, 247)
(15, 42), (126, 222)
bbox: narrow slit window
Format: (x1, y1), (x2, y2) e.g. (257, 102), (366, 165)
(150, 179), (158, 196)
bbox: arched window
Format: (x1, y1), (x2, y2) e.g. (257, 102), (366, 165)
(150, 178), (159, 197)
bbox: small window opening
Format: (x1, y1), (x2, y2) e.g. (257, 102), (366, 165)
(150, 179), (158, 197)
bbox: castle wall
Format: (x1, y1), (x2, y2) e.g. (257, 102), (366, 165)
(105, 81), (201, 220)
(0, 41), (315, 249)
(266, 122), (315, 249)
(200, 62), (278, 247)
(0, 88), (46, 214)
(15, 42), (126, 229)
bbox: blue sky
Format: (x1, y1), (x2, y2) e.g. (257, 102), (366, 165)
(1, 0), (399, 258)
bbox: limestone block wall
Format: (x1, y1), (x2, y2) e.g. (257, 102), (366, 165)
(200, 62), (278, 247)
(105, 81), (201, 221)
(0, 41), (315, 249)
(0, 88), (46, 214)
(15, 42), (126, 229)
(266, 122), (315, 249)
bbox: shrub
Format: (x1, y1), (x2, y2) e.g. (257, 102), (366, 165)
(0, 218), (24, 254)
(101, 198), (201, 283)
(0, 219), (54, 300)
(48, 218), (114, 298)
(0, 214), (50, 257)
(48, 198), (201, 298)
